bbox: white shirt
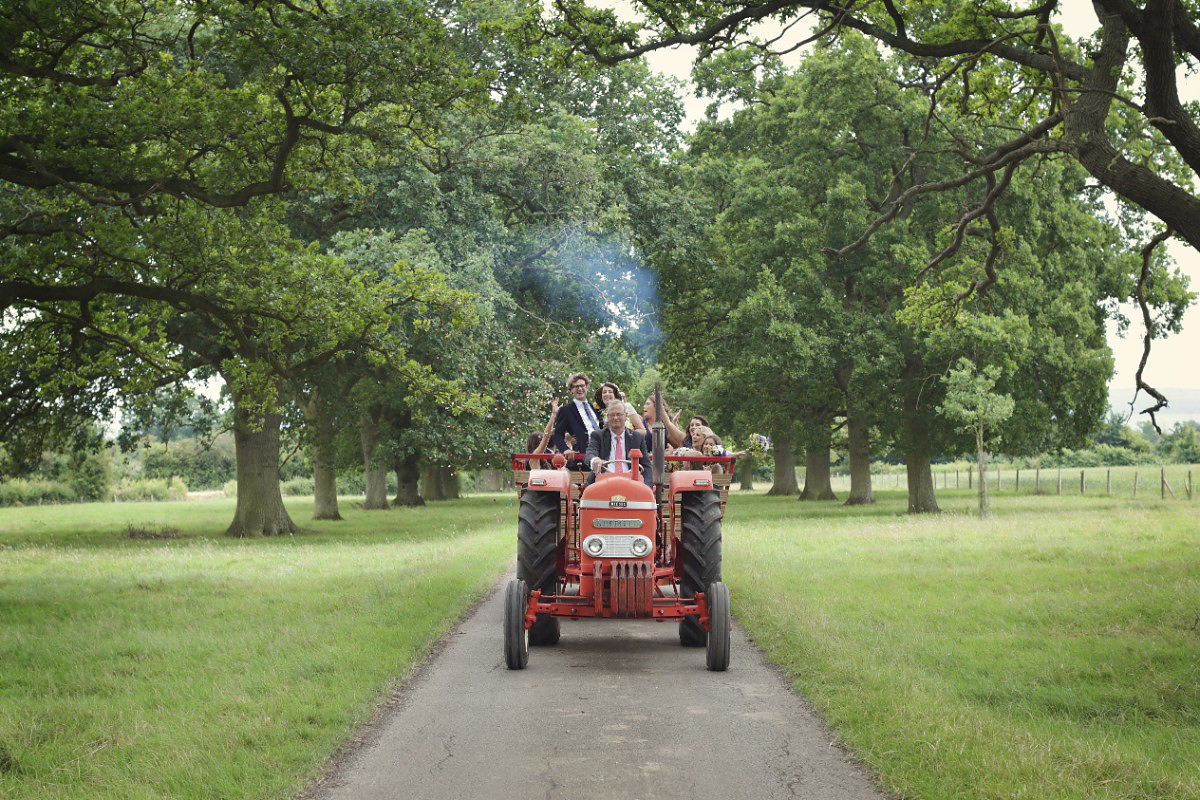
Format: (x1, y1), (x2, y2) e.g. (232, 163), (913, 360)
(575, 398), (599, 433)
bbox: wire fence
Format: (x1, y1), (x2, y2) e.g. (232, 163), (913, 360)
(840, 464), (1199, 500)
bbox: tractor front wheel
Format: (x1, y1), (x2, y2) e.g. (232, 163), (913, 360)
(705, 581), (731, 671)
(679, 490), (722, 647)
(517, 490), (561, 645)
(504, 579), (530, 669)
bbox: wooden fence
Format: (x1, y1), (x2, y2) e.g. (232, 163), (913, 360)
(848, 464), (1196, 500)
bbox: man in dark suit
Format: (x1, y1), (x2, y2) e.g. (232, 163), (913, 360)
(553, 372), (602, 470)
(585, 400), (653, 488)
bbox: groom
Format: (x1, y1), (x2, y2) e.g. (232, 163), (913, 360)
(553, 372), (602, 470)
(586, 400), (652, 488)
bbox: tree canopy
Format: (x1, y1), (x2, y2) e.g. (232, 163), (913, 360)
(2, 0), (1195, 525)
(552, 1), (1200, 245)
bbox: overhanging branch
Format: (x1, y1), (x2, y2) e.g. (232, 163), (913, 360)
(1128, 227), (1173, 433)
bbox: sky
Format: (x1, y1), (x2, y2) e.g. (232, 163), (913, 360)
(606, 0), (1200, 401)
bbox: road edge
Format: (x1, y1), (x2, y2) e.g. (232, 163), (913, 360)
(295, 565), (514, 800)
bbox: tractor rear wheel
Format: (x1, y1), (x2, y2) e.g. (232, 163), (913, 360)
(705, 581), (731, 671)
(678, 490), (722, 647)
(517, 489), (561, 645)
(504, 579), (529, 669)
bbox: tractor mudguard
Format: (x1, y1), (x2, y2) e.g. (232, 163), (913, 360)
(669, 470), (717, 496)
(525, 468), (572, 494)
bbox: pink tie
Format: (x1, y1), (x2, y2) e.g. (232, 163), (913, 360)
(614, 433), (624, 472)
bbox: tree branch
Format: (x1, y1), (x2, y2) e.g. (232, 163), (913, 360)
(1129, 228), (1174, 433)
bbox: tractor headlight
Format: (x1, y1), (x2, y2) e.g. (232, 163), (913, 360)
(585, 537), (605, 557)
(629, 537), (650, 557)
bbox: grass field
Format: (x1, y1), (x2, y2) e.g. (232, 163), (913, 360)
(724, 488), (1200, 800)
(3, 489), (1198, 799)
(0, 496), (516, 800)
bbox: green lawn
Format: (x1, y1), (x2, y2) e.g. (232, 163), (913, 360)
(0, 496), (515, 800)
(723, 488), (1200, 800)
(4, 490), (1198, 800)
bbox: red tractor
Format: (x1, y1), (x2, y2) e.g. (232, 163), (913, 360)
(505, 390), (734, 671)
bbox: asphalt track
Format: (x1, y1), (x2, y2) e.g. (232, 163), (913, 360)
(306, 571), (891, 800)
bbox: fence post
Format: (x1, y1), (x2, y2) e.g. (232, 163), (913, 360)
(1107, 469), (1111, 495)
(1188, 470), (1193, 500)
(1134, 470), (1139, 498)
(1162, 467), (1166, 500)
(956, 469), (960, 488)
(997, 467), (1001, 490)
(1057, 466), (1062, 495)
(1036, 467), (1040, 492)
(1162, 468), (1176, 499)
(1016, 468), (1020, 492)
(969, 468), (973, 488)
(1081, 470), (1085, 495)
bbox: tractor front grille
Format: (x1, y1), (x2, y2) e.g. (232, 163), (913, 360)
(610, 560), (653, 618)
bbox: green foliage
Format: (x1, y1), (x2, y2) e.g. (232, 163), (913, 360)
(66, 448), (114, 503)
(895, 283), (970, 332)
(281, 477), (316, 497)
(139, 435), (236, 491)
(1159, 423), (1200, 464)
(938, 358), (1016, 442)
(0, 0), (501, 478)
(0, 479), (76, 507)
(112, 477), (188, 502)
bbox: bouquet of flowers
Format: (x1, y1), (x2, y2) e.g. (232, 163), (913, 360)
(666, 447), (703, 471)
(703, 443), (729, 458)
(744, 433), (772, 455)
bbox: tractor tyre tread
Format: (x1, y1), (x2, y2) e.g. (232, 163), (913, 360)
(705, 581), (731, 671)
(678, 490), (722, 647)
(503, 579), (529, 669)
(517, 490), (561, 646)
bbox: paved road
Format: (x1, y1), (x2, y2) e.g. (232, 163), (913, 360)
(306, 572), (891, 800)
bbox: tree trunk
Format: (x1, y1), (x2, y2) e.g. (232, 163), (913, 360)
(799, 446), (837, 500)
(360, 414), (389, 510)
(766, 431), (799, 496)
(900, 354), (939, 514)
(440, 465), (460, 499)
(798, 421), (836, 501)
(905, 453), (940, 514)
(306, 395), (342, 521)
(479, 469), (504, 492)
(421, 464), (444, 501)
(225, 388), (296, 537)
(739, 455), (755, 491)
(844, 407), (875, 505)
(393, 453), (424, 507)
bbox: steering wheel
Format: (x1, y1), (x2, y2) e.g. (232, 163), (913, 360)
(598, 459), (642, 474)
